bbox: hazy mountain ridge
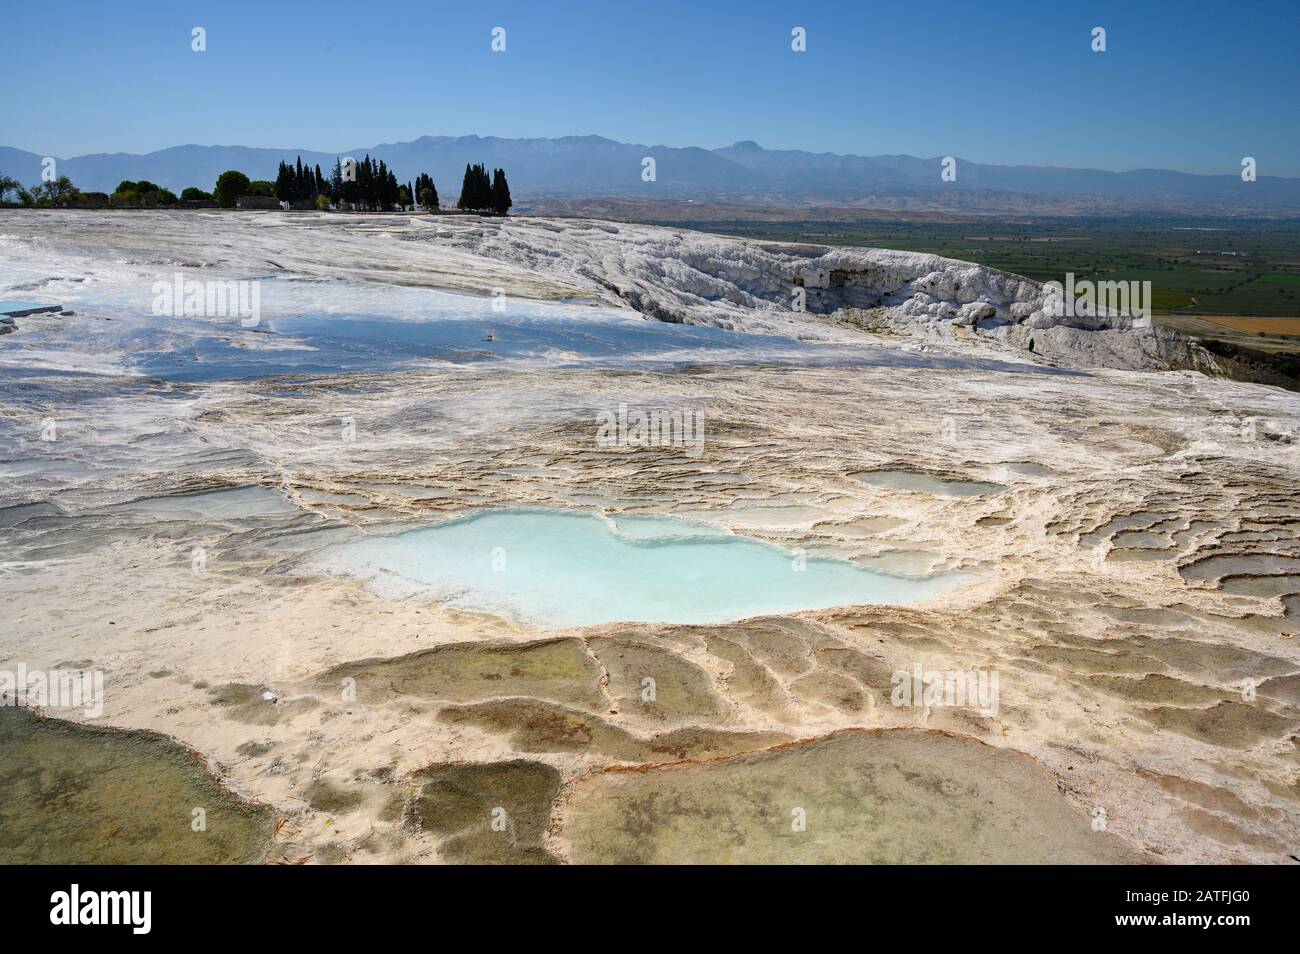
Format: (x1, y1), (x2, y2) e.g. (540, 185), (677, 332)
(3, 135), (1297, 213)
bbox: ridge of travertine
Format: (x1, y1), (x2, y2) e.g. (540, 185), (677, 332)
(3, 208), (1299, 864)
(400, 214), (1286, 385)
(2, 208), (1286, 386)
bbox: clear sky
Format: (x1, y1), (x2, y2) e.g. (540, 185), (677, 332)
(3, 0), (1297, 175)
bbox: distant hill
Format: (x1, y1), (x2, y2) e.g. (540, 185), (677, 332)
(3, 135), (1298, 215)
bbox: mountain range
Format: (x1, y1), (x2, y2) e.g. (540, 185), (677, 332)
(3, 135), (1298, 215)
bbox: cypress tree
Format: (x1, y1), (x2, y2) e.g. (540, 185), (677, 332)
(457, 164), (473, 210)
(275, 161), (291, 204)
(416, 172), (438, 210)
(452, 164), (500, 212)
(491, 168), (512, 216)
(330, 159), (343, 206)
(359, 155), (373, 210)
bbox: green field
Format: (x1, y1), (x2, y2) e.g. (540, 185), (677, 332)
(661, 217), (1300, 321)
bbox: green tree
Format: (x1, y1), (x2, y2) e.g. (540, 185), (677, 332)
(245, 180), (275, 197)
(457, 164), (473, 210)
(457, 163), (493, 211)
(415, 173), (438, 210)
(0, 174), (18, 202)
(491, 168), (512, 216)
(328, 159), (343, 206)
(30, 176), (82, 207)
(214, 170), (251, 208)
(274, 161), (292, 203)
(180, 187), (212, 201)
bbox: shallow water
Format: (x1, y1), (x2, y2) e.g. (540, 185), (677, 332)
(610, 514), (729, 539)
(855, 470), (1006, 497)
(2, 288), (883, 382)
(559, 729), (1143, 864)
(0, 273), (1077, 383)
(318, 508), (972, 628)
(1001, 461), (1054, 477)
(109, 485), (300, 519)
(0, 300), (56, 315)
(0, 708), (273, 863)
(121, 311), (1009, 381)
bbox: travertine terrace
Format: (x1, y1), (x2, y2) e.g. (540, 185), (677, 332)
(2, 210), (1298, 863)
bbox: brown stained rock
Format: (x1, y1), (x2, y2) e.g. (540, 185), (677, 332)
(311, 637), (604, 710)
(558, 728), (1146, 864)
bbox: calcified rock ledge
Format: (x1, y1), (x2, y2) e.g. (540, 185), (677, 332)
(1, 210), (1298, 864)
(1, 209), (1289, 386)
(419, 217), (1295, 388)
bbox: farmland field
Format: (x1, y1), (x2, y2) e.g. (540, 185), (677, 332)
(1197, 316), (1300, 335)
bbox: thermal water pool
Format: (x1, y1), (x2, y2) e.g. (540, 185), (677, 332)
(317, 508), (973, 628)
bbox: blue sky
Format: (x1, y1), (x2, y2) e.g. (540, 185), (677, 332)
(3, 0), (1297, 175)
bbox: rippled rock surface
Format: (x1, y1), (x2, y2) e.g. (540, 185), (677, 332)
(1, 210), (1297, 864)
(558, 729), (1144, 864)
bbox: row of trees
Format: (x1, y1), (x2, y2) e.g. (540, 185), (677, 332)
(275, 157), (328, 207)
(335, 155), (404, 211)
(456, 163), (512, 215)
(0, 171), (215, 207)
(268, 155), (511, 213)
(271, 155), (444, 212)
(0, 172), (82, 207)
(1, 159), (514, 215)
